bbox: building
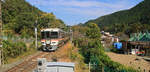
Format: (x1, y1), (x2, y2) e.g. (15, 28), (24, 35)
(122, 32), (150, 56)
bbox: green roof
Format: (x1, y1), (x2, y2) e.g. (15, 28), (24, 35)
(129, 32), (150, 41)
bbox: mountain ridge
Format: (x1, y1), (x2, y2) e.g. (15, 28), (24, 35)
(84, 0), (150, 35)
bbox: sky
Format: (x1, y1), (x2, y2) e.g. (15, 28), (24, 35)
(26, 0), (143, 26)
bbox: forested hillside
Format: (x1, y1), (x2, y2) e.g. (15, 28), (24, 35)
(2, 0), (67, 37)
(1, 0), (67, 64)
(85, 0), (150, 36)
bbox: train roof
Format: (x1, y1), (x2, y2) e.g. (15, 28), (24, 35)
(46, 62), (75, 67)
(41, 28), (62, 32)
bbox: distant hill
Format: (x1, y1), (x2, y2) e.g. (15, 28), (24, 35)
(85, 0), (150, 35)
(2, 0), (66, 37)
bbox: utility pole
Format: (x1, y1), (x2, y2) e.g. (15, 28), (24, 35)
(35, 20), (38, 49)
(89, 62), (91, 72)
(34, 0), (38, 49)
(70, 28), (73, 44)
(0, 0), (3, 66)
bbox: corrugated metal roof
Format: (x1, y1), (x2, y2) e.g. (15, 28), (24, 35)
(129, 32), (150, 41)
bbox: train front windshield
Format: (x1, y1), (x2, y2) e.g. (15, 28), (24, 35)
(51, 32), (59, 38)
(41, 31), (59, 39)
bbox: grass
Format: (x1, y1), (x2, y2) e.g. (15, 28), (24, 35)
(7, 48), (38, 64)
(6, 41), (39, 64)
(69, 44), (89, 72)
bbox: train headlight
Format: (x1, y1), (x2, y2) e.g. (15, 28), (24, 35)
(41, 42), (46, 45)
(41, 42), (44, 44)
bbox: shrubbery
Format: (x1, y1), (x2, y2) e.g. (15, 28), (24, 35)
(2, 40), (27, 63)
(73, 23), (138, 72)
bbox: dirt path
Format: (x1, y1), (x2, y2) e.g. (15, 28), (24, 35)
(46, 42), (72, 62)
(45, 42), (88, 72)
(106, 52), (150, 72)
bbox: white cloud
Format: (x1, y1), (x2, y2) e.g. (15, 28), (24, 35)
(34, 0), (131, 9)
(29, 0), (134, 16)
(26, 0), (143, 25)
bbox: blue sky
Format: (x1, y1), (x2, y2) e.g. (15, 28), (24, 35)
(26, 0), (143, 25)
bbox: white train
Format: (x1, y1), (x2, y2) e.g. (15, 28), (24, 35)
(40, 28), (69, 51)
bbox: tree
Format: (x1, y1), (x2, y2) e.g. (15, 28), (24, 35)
(86, 22), (101, 39)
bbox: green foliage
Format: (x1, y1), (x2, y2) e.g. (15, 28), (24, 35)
(2, 40), (27, 64)
(1, 0), (69, 64)
(86, 22), (101, 39)
(38, 13), (66, 29)
(2, 0), (67, 37)
(2, 0), (39, 35)
(85, 0), (150, 35)
(73, 24), (138, 72)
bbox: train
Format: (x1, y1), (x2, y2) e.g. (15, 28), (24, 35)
(40, 28), (69, 51)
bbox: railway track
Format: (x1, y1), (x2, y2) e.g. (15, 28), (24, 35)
(6, 52), (49, 72)
(5, 42), (69, 72)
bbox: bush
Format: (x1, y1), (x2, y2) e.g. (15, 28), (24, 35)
(2, 40), (27, 63)
(72, 24), (139, 72)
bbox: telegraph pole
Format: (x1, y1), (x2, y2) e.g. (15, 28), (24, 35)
(89, 62), (90, 72)
(0, 0), (3, 66)
(34, 0), (38, 49)
(35, 20), (38, 49)
(70, 28), (73, 44)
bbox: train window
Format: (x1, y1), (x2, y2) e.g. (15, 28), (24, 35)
(41, 31), (58, 39)
(41, 32), (45, 39)
(41, 31), (50, 39)
(46, 31), (50, 38)
(50, 32), (58, 38)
